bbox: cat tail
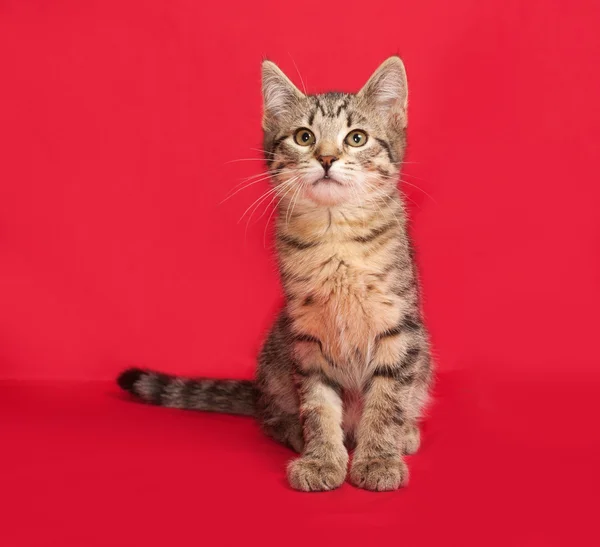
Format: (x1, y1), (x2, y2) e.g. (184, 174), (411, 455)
(117, 368), (257, 417)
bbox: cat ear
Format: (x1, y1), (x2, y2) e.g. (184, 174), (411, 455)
(358, 56), (408, 125)
(261, 60), (304, 127)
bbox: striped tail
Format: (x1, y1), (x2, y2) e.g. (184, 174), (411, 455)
(117, 368), (257, 416)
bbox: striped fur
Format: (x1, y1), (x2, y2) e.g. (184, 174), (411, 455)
(117, 368), (256, 416)
(117, 56), (432, 492)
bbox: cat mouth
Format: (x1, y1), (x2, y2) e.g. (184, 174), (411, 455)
(313, 176), (343, 186)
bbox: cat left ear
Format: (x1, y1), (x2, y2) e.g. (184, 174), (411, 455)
(358, 56), (408, 126)
(261, 60), (305, 128)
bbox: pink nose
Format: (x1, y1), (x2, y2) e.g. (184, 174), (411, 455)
(318, 155), (338, 173)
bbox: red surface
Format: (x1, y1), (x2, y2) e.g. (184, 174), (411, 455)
(1, 375), (598, 546)
(1, 1), (600, 545)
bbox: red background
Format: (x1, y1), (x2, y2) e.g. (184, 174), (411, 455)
(1, 1), (599, 545)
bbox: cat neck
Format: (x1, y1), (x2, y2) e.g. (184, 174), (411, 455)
(275, 188), (406, 242)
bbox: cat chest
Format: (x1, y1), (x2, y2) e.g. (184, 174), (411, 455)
(287, 253), (402, 385)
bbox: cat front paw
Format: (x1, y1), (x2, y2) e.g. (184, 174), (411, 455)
(287, 456), (347, 492)
(350, 456), (408, 491)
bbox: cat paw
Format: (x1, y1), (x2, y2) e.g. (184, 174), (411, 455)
(401, 423), (421, 455)
(287, 456), (347, 492)
(350, 456), (408, 491)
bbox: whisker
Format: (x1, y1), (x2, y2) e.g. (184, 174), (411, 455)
(361, 179), (405, 224)
(253, 177), (299, 224)
(233, 165), (301, 185)
(366, 170), (436, 205)
(263, 180), (298, 247)
(361, 181), (398, 225)
(399, 179), (437, 204)
(285, 178), (306, 226)
(246, 176), (300, 222)
(233, 168), (294, 185)
(236, 167), (297, 183)
(221, 167), (301, 203)
(401, 171), (427, 182)
(374, 179), (419, 211)
(220, 174), (275, 205)
(288, 52), (307, 95)
(250, 147), (277, 157)
(246, 177), (299, 242)
(400, 189), (421, 209)
(225, 158), (270, 164)
(238, 186), (282, 224)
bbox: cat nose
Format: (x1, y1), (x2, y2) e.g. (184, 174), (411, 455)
(318, 155), (338, 174)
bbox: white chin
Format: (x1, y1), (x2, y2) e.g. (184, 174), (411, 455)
(305, 180), (350, 205)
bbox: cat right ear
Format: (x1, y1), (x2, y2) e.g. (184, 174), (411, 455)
(261, 60), (304, 128)
(358, 56), (408, 128)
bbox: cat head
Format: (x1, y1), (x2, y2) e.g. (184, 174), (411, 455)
(261, 57), (408, 207)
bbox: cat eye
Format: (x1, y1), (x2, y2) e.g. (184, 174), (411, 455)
(345, 130), (368, 147)
(294, 128), (316, 146)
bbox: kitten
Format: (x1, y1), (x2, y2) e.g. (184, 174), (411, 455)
(118, 56), (432, 492)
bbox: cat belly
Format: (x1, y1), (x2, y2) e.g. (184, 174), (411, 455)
(342, 390), (363, 439)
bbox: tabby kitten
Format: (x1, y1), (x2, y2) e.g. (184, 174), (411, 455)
(118, 56), (432, 492)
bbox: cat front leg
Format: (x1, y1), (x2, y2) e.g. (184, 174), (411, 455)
(350, 322), (430, 491)
(286, 338), (348, 491)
